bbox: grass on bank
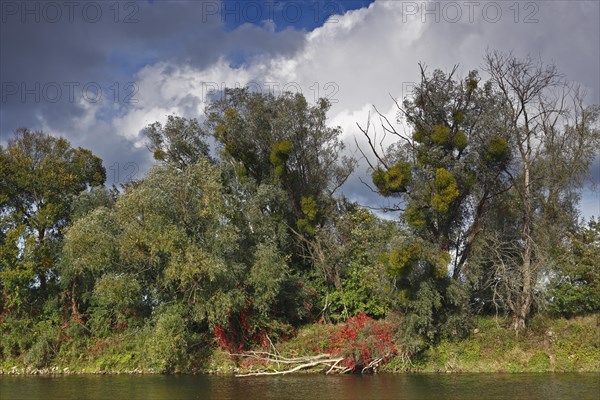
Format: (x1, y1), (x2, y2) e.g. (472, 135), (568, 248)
(200, 314), (600, 374)
(1, 314), (598, 374)
(382, 314), (599, 373)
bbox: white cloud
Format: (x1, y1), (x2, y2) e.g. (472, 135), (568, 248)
(101, 0), (599, 215)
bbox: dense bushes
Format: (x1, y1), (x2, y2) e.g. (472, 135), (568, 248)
(327, 313), (400, 371)
(547, 220), (600, 317)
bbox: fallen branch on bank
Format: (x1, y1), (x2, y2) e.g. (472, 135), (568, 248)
(230, 351), (351, 377)
(361, 357), (384, 373)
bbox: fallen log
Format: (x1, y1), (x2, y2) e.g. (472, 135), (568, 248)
(235, 356), (345, 377)
(229, 351), (334, 364)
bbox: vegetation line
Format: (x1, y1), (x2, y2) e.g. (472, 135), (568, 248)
(1, 51), (598, 374)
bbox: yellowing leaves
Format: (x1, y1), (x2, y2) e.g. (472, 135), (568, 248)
(270, 140), (293, 178)
(298, 195), (319, 235)
(372, 161), (412, 196)
(413, 124), (468, 153)
(388, 243), (421, 277)
(404, 205), (426, 229)
(434, 251), (451, 279)
(432, 125), (450, 145)
(431, 168), (459, 213)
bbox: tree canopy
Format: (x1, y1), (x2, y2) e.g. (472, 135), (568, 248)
(0, 53), (598, 372)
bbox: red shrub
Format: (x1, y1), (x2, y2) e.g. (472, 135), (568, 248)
(213, 305), (294, 354)
(328, 313), (399, 371)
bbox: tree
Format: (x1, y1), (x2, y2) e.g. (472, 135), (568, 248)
(114, 159), (242, 324)
(483, 51), (600, 329)
(144, 115), (210, 170)
(205, 89), (354, 236)
(61, 206), (120, 321)
(305, 204), (400, 322)
(0, 129), (105, 315)
(202, 88), (357, 318)
(360, 65), (509, 340)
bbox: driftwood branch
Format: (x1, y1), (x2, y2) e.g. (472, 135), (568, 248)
(233, 352), (346, 377)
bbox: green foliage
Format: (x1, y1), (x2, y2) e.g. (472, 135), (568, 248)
(93, 273), (141, 313)
(0, 224), (35, 309)
(452, 131), (468, 151)
(144, 115), (210, 169)
(412, 128), (427, 143)
(298, 196), (320, 235)
(24, 320), (60, 368)
(0, 314), (34, 359)
(484, 136), (510, 166)
(431, 125), (450, 145)
(365, 66), (516, 344)
(248, 243), (289, 316)
(405, 280), (443, 341)
(466, 79), (478, 91)
(528, 351), (551, 370)
(61, 206), (121, 318)
(400, 315), (599, 373)
(548, 220), (600, 316)
(404, 205), (426, 229)
(0, 129), (105, 367)
(388, 244), (420, 278)
(2, 58), (598, 374)
(63, 207), (120, 276)
(206, 89), (354, 263)
(307, 206), (399, 322)
(142, 304), (189, 373)
(70, 186), (116, 222)
(327, 263), (388, 320)
(434, 252), (451, 279)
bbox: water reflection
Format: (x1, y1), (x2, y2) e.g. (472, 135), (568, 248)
(1, 373), (598, 400)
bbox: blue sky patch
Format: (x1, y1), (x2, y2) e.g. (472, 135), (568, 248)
(220, 0), (375, 32)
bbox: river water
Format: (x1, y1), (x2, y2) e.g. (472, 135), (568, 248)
(1, 373), (598, 399)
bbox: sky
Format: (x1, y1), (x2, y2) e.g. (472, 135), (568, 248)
(1, 0), (599, 218)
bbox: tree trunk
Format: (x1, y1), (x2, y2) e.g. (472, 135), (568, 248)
(513, 135), (534, 331)
(71, 280), (78, 318)
(37, 226), (47, 292)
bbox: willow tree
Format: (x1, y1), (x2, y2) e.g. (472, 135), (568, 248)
(360, 65), (511, 340)
(205, 89), (354, 279)
(483, 51), (600, 330)
(144, 115), (210, 170)
(205, 89), (353, 228)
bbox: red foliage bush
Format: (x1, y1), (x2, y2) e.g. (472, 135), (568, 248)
(213, 305), (294, 354)
(328, 313), (399, 371)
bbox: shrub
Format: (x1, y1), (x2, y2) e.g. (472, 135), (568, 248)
(24, 320), (60, 368)
(142, 305), (189, 373)
(327, 313), (400, 371)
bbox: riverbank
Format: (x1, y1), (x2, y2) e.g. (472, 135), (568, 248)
(1, 315), (598, 375)
(203, 314), (599, 375)
(390, 314), (599, 373)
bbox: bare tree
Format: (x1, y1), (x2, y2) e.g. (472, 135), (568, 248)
(484, 51), (600, 330)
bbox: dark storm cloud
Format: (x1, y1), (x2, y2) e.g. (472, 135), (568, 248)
(0, 0), (305, 133)
(0, 0), (306, 182)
